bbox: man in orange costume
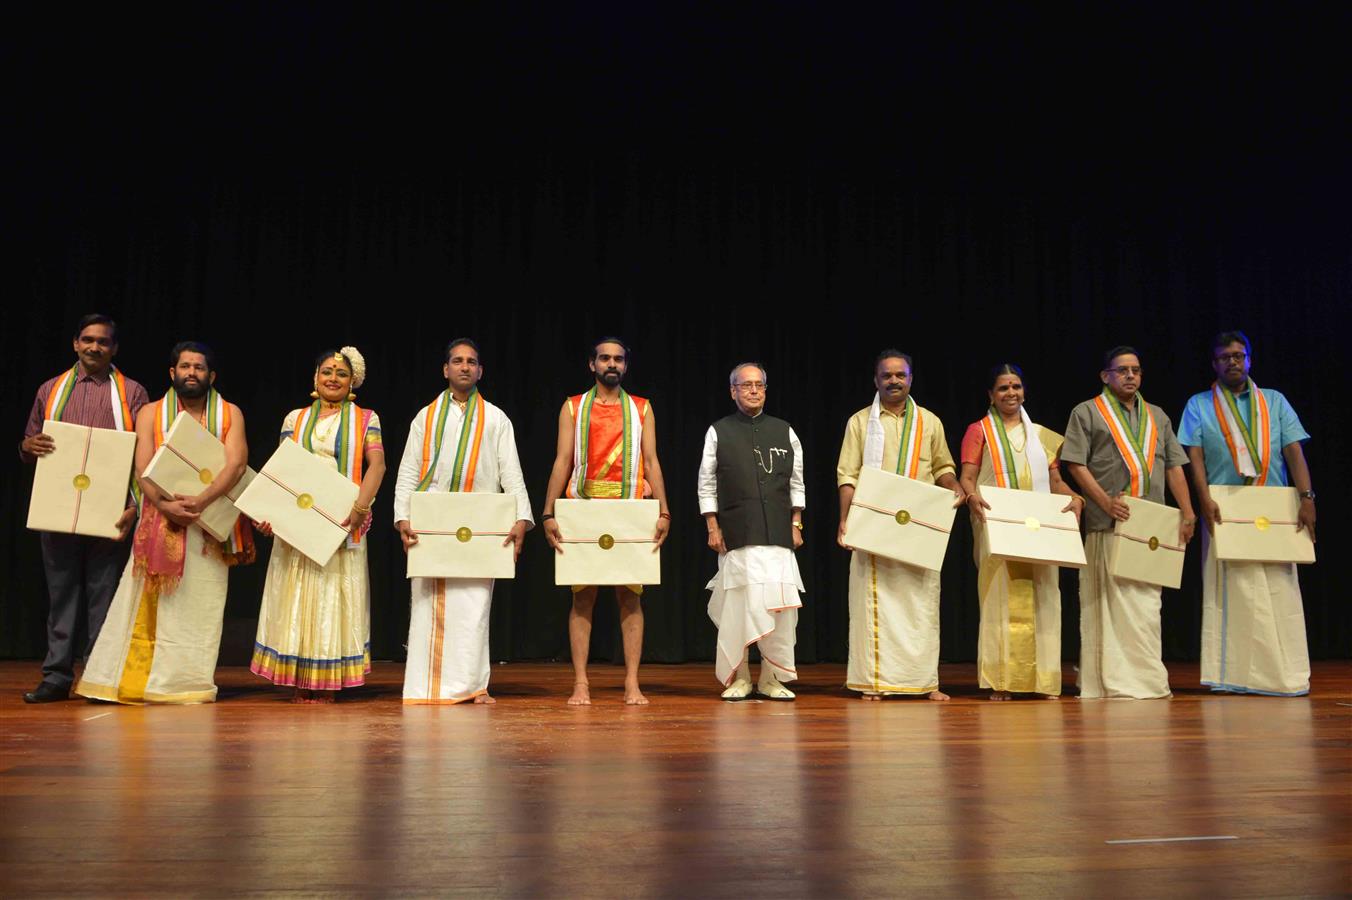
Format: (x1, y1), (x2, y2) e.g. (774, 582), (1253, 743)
(541, 338), (671, 705)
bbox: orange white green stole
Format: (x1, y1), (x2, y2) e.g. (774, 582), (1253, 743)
(1092, 388), (1157, 497)
(292, 400), (371, 544)
(979, 405), (1050, 492)
(415, 388), (486, 492)
(567, 387), (645, 498)
(863, 393), (924, 478)
(44, 363), (135, 430)
(1211, 379), (1271, 485)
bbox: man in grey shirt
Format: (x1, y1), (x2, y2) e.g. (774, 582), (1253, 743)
(1061, 345), (1195, 699)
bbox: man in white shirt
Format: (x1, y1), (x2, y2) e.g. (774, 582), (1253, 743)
(393, 339), (533, 704)
(699, 363), (805, 700)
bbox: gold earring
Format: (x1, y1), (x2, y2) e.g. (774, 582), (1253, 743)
(347, 392), (356, 401)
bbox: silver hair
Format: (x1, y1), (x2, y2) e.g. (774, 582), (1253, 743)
(729, 362), (768, 386)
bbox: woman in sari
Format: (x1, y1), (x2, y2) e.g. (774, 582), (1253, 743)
(251, 347), (385, 702)
(959, 364), (1083, 700)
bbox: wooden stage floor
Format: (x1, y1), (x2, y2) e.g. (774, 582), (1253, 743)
(1, 660), (1348, 898)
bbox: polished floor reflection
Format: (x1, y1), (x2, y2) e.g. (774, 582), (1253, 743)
(1, 661), (1347, 897)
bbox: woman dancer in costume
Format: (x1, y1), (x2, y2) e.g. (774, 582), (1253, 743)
(959, 364), (1083, 700)
(251, 347), (385, 703)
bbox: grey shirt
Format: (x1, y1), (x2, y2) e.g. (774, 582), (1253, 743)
(1061, 396), (1188, 533)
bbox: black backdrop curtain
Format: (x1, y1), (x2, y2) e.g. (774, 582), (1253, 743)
(3, 4), (1348, 665)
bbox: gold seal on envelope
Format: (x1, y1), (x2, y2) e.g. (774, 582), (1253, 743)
(1148, 535), (1160, 551)
(1024, 517), (1040, 530)
(1254, 516), (1270, 531)
(598, 533), (615, 550)
(199, 468), (214, 485)
(73, 473), (91, 491)
(296, 493), (314, 510)
(894, 509), (911, 525)
(456, 526), (472, 543)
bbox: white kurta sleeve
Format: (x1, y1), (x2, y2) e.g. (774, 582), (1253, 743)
(697, 425), (719, 515)
(392, 409), (426, 525)
(496, 414), (534, 527)
(789, 426), (806, 509)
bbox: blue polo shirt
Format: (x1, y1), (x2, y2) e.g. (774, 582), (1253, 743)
(1177, 385), (1309, 487)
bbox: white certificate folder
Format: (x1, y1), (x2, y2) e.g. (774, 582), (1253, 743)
(141, 411), (256, 543)
(1211, 484), (1315, 564)
(407, 492), (516, 579)
(980, 484), (1086, 568)
(233, 439), (359, 566)
(553, 499), (661, 586)
(844, 466), (956, 572)
(27, 420), (136, 539)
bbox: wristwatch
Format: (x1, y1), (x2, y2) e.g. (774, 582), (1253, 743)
(1300, 490), (1316, 501)
(793, 521), (804, 530)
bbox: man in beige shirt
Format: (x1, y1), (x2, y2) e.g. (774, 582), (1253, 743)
(837, 349), (965, 700)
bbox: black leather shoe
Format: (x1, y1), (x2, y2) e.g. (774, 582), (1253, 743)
(23, 682), (70, 704)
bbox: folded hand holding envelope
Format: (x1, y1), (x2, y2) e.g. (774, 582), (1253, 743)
(553, 498), (661, 586)
(141, 411), (256, 543)
(407, 492), (516, 579)
(1210, 484), (1315, 564)
(980, 484), (1086, 568)
(843, 466), (956, 572)
(1109, 495), (1185, 588)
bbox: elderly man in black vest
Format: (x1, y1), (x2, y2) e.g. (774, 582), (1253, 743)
(699, 362), (806, 700)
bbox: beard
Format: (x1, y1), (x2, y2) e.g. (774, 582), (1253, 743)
(173, 375), (209, 399)
(599, 369), (623, 387)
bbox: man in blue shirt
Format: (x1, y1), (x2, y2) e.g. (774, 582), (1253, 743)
(1178, 330), (1316, 696)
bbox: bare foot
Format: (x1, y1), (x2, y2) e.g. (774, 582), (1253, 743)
(624, 685), (649, 705)
(928, 690), (950, 701)
(860, 692), (882, 701)
(567, 683), (591, 706)
(474, 693), (496, 704)
(290, 688), (311, 704)
(1040, 694), (1060, 701)
(989, 691), (1011, 701)
(312, 690), (335, 704)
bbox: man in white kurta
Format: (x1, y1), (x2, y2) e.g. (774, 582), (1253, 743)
(699, 363), (805, 700)
(837, 350), (965, 700)
(393, 340), (532, 704)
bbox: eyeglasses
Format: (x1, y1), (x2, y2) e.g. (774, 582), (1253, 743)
(1107, 366), (1142, 377)
(734, 381), (766, 392)
(1214, 352), (1247, 365)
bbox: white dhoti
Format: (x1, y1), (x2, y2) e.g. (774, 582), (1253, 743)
(1200, 527), (1309, 696)
(706, 546), (803, 686)
(974, 523), (1061, 695)
(76, 527), (228, 704)
(1078, 531), (1170, 699)
(846, 551), (940, 694)
(403, 576), (494, 703)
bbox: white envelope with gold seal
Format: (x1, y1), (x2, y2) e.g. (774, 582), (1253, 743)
(1108, 495), (1184, 589)
(844, 465), (956, 572)
(27, 420), (136, 539)
(141, 411), (258, 543)
(980, 484), (1086, 568)
(407, 492), (516, 580)
(233, 438), (359, 566)
(1211, 484), (1315, 564)
(553, 498), (661, 586)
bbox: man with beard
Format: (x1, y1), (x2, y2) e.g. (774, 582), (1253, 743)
(836, 349), (965, 701)
(541, 337), (671, 705)
(76, 342), (252, 704)
(1178, 330), (1314, 696)
(1061, 345), (1194, 700)
(19, 314), (149, 703)
(700, 363), (805, 700)
(393, 338), (533, 705)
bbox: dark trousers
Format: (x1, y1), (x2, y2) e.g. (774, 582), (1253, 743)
(38, 531), (130, 688)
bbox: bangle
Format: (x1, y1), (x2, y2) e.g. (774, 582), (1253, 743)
(793, 521), (803, 530)
(658, 512), (672, 520)
(352, 504), (370, 514)
(540, 513), (554, 521)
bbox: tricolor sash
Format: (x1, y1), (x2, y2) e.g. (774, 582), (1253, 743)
(863, 393), (924, 478)
(150, 386), (254, 563)
(979, 405), (1050, 492)
(1211, 379), (1272, 485)
(566, 387), (645, 498)
(1092, 388), (1157, 497)
(292, 400), (373, 545)
(415, 388), (486, 493)
(45, 364), (135, 431)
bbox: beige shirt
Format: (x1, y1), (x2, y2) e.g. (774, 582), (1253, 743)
(837, 403), (956, 487)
